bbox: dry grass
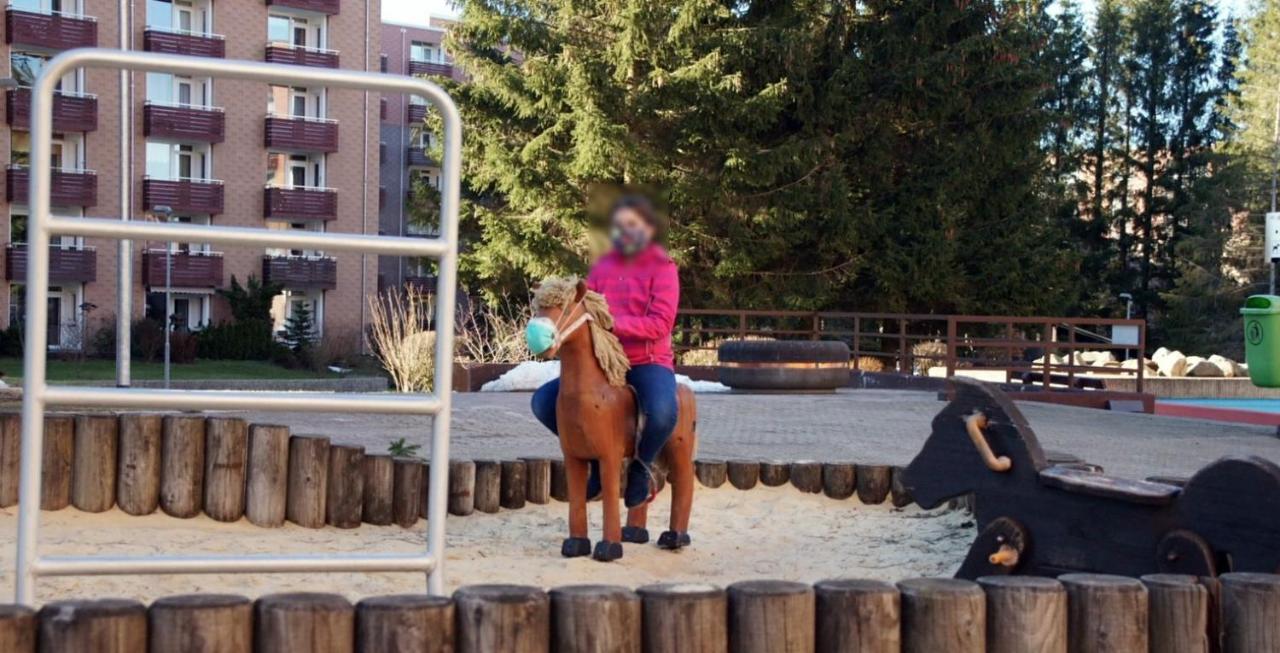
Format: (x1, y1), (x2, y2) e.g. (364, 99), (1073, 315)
(911, 340), (947, 373)
(366, 288), (436, 392)
(854, 356), (885, 372)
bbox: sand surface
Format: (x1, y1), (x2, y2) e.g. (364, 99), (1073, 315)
(0, 486), (971, 604)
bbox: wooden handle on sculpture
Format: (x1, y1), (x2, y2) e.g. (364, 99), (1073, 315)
(966, 412), (1012, 472)
(989, 544), (1020, 567)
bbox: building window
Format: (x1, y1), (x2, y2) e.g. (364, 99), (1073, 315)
(146, 0), (209, 34)
(145, 291), (210, 331)
(10, 52), (80, 93)
(266, 153), (325, 189)
(10, 132), (83, 170)
(268, 12), (326, 51)
(146, 141), (209, 180)
(10, 0), (82, 16)
(268, 85), (324, 119)
(265, 220), (324, 258)
(146, 72), (211, 107)
(410, 41), (439, 63)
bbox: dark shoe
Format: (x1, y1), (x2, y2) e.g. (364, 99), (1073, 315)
(561, 537), (592, 558)
(586, 460), (602, 501)
(621, 526), (650, 543)
(624, 460), (656, 509)
(657, 530), (692, 550)
(592, 540), (623, 562)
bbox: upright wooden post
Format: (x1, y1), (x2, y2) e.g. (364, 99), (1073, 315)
(38, 599), (147, 653)
(550, 585), (640, 653)
(1140, 574), (1208, 653)
(727, 460), (759, 490)
(523, 457), (551, 505)
(72, 414), (118, 513)
(728, 580), (814, 653)
(160, 414), (205, 518)
(473, 460), (501, 514)
(814, 578), (899, 653)
(116, 413), (162, 516)
(149, 594), (253, 653)
(636, 583), (727, 653)
(204, 417), (249, 522)
(362, 454), (394, 525)
(327, 444), (365, 529)
(287, 435), (331, 529)
(245, 423), (290, 528)
(822, 463), (856, 500)
(1059, 574), (1147, 653)
(393, 457), (425, 527)
(694, 459), (727, 488)
(448, 459), (476, 516)
(41, 415), (74, 510)
(790, 461), (823, 494)
(0, 605), (34, 653)
(758, 460), (789, 487)
(1220, 572), (1280, 653)
(0, 413), (19, 507)
(255, 593), (354, 653)
(550, 458), (568, 501)
(501, 459), (527, 509)
(978, 576), (1066, 653)
(856, 464), (892, 505)
(454, 585), (550, 653)
(890, 467), (914, 507)
(420, 461), (431, 519)
(357, 595), (455, 653)
(898, 578), (985, 653)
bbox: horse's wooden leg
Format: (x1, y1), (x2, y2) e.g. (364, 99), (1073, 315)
(658, 450), (694, 550)
(560, 456), (592, 558)
(623, 504), (650, 543)
(592, 453), (624, 562)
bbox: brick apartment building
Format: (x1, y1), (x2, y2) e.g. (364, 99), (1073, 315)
(0, 0), (423, 351)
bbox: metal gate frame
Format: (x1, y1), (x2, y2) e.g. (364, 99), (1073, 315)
(13, 48), (461, 605)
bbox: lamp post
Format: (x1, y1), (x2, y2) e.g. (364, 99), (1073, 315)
(150, 205), (174, 388)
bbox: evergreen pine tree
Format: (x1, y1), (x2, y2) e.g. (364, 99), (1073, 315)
(282, 301), (316, 354)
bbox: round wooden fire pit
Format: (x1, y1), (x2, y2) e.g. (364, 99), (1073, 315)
(716, 340), (851, 392)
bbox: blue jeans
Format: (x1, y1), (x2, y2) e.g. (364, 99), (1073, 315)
(531, 364), (678, 465)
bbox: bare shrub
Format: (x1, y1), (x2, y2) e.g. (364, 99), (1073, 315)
(911, 340), (947, 374)
(456, 298), (529, 364)
(367, 288), (436, 392)
(854, 356), (885, 372)
(315, 328), (361, 369)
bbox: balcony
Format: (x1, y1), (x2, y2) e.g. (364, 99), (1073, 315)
(144, 103), (225, 143)
(262, 255), (336, 290)
(6, 89), (98, 132)
(5, 244), (96, 284)
(141, 250), (223, 288)
(407, 104), (427, 124)
(263, 186), (337, 221)
(264, 43), (338, 69)
(6, 166), (97, 206)
(408, 61), (453, 78)
(406, 147), (433, 168)
(143, 28), (225, 58)
(5, 7), (97, 50)
(142, 177), (225, 215)
(266, 0), (340, 15)
(264, 115), (338, 152)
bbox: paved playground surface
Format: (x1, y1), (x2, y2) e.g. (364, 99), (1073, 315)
(233, 389), (1280, 481)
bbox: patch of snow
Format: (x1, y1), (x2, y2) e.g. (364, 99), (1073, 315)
(480, 360), (731, 393)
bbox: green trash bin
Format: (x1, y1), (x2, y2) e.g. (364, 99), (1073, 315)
(1242, 295), (1280, 387)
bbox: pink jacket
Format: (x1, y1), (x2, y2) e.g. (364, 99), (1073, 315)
(587, 245), (680, 369)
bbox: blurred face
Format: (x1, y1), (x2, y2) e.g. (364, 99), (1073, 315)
(610, 207), (655, 256)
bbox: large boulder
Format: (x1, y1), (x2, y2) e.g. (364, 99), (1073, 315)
(1120, 358), (1156, 371)
(1185, 356), (1224, 377)
(1152, 347), (1172, 362)
(1208, 354), (1241, 378)
(1088, 351), (1116, 367)
(1157, 351), (1189, 377)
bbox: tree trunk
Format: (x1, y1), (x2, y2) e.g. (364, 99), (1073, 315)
(0, 605), (34, 653)
(393, 457), (424, 528)
(856, 465), (892, 505)
(0, 413), (19, 507)
(978, 576), (1067, 653)
(898, 578), (985, 653)
(550, 585), (640, 653)
(501, 460), (527, 510)
(636, 583), (727, 653)
(454, 585), (550, 653)
(758, 460), (789, 487)
(790, 461), (823, 494)
(694, 459), (727, 488)
(448, 460), (475, 516)
(821, 463), (856, 500)
(473, 460), (501, 514)
(356, 595), (455, 653)
(1220, 573), (1280, 653)
(814, 578), (900, 653)
(522, 457), (551, 505)
(1140, 575), (1207, 653)
(38, 599), (146, 653)
(1059, 574), (1147, 653)
(727, 460), (760, 490)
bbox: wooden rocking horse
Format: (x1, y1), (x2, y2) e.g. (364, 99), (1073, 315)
(530, 277), (698, 562)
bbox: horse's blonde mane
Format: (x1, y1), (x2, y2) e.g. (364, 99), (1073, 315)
(532, 277), (630, 387)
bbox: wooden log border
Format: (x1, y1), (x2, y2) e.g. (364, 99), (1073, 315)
(0, 572), (1271, 650)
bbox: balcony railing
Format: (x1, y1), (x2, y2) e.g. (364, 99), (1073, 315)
(262, 255), (336, 290)
(144, 102), (225, 143)
(263, 186), (337, 221)
(264, 114), (338, 152)
(5, 7), (97, 50)
(6, 244), (96, 283)
(142, 177), (225, 215)
(406, 146), (434, 168)
(408, 60), (453, 78)
(141, 250), (223, 288)
(6, 88), (98, 132)
(6, 165), (97, 206)
(406, 103), (427, 124)
(266, 0), (340, 15)
(264, 42), (339, 68)
(142, 27), (225, 58)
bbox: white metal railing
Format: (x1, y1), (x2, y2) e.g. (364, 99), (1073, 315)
(143, 174), (224, 185)
(143, 25), (225, 40)
(7, 163), (96, 174)
(145, 99), (224, 112)
(264, 183), (337, 192)
(14, 48), (461, 606)
(265, 41), (340, 56)
(14, 86), (98, 100)
(4, 3), (97, 20)
(266, 111), (338, 124)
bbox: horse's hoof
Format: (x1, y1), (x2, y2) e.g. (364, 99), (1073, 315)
(592, 540), (624, 562)
(561, 537), (592, 558)
(657, 530), (692, 550)
(622, 526), (650, 543)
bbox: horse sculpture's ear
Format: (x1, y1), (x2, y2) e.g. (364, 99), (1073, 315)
(574, 279), (588, 302)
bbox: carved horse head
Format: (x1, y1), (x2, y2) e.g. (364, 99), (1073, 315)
(528, 276), (630, 387)
(903, 378), (1049, 509)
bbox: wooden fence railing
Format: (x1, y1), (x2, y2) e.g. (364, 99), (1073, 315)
(4, 572), (1276, 650)
(676, 309), (1146, 393)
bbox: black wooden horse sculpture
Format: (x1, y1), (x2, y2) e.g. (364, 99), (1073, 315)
(903, 378), (1280, 579)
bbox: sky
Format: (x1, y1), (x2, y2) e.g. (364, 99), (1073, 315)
(383, 0), (458, 27)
